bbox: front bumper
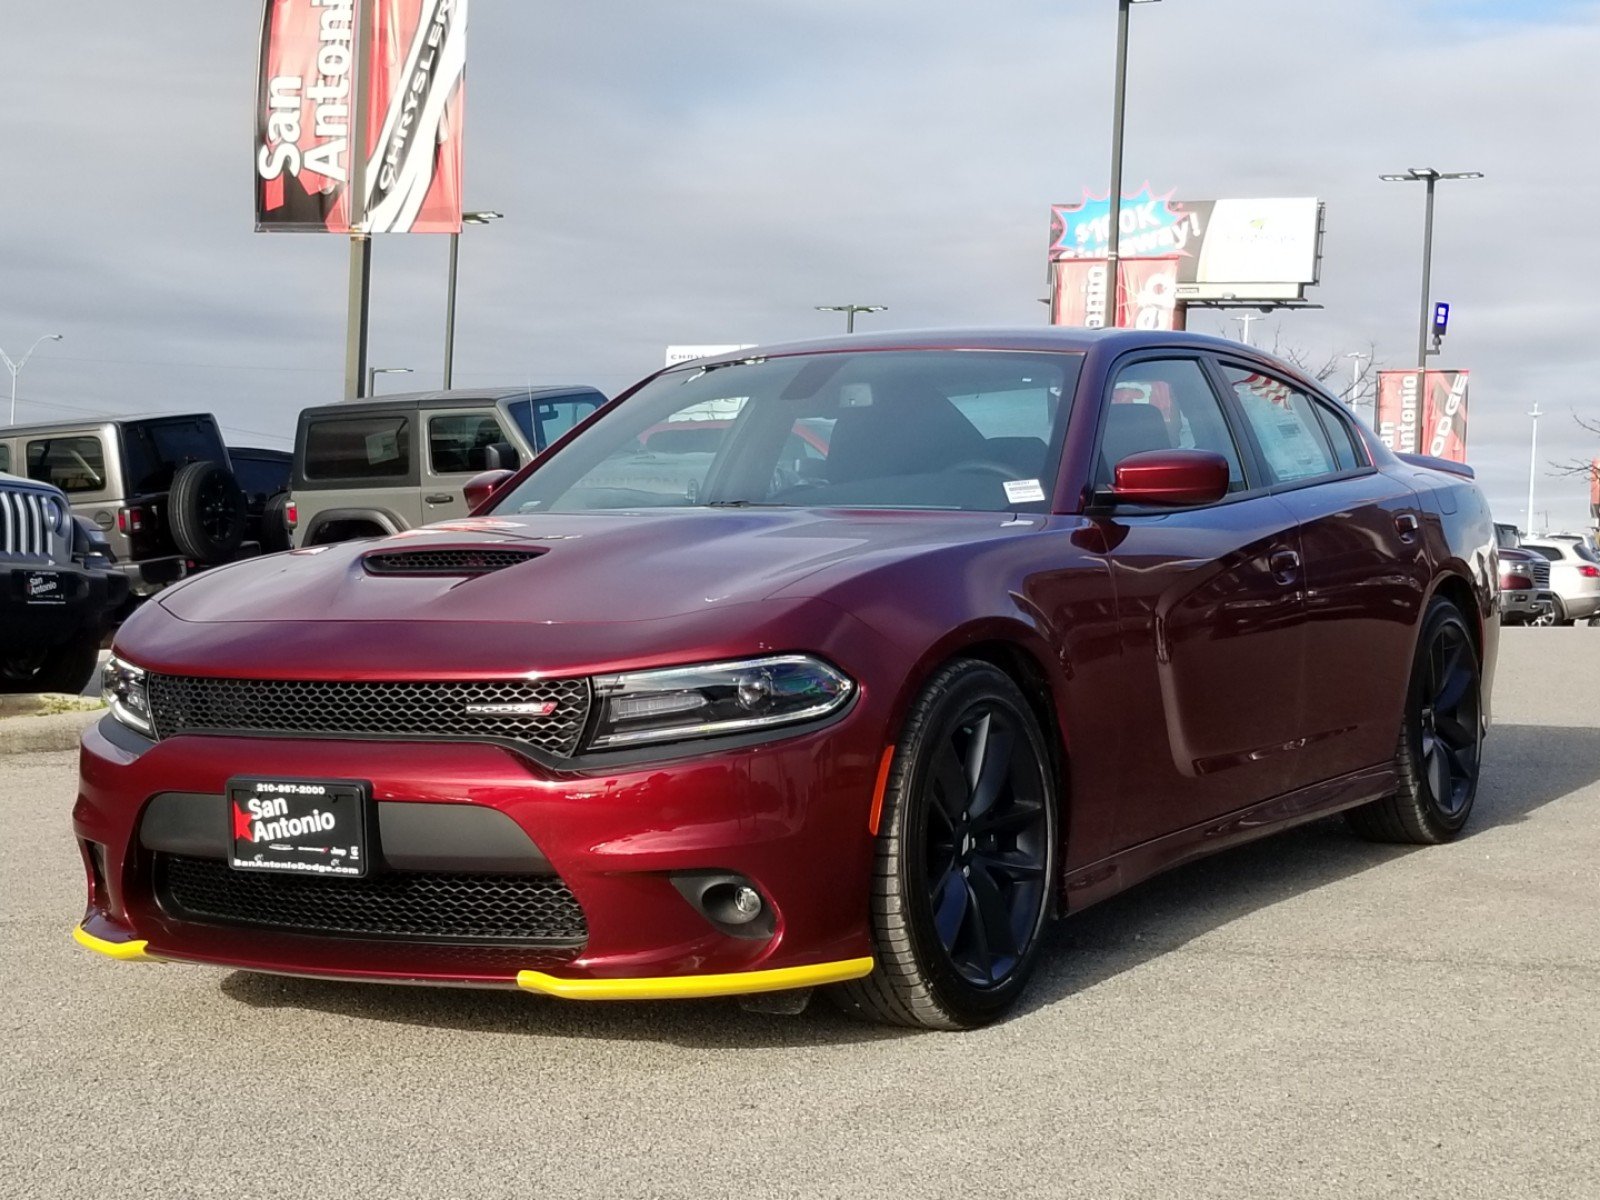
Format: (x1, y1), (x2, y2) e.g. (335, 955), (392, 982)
(1, 562), (127, 655)
(1499, 588), (1554, 622)
(72, 709), (883, 996)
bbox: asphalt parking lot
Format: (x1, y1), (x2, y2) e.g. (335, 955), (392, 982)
(3, 628), (1597, 1199)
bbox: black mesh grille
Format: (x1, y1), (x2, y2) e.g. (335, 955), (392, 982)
(146, 674), (591, 755)
(157, 855), (588, 946)
(362, 548), (543, 576)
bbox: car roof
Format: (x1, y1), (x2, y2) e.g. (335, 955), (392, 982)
(301, 386), (603, 418)
(0, 412), (222, 437)
(675, 327), (1257, 368)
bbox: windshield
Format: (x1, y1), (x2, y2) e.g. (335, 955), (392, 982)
(491, 350), (1082, 515)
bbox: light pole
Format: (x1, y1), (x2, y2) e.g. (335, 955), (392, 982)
(2, 333), (65, 425)
(815, 304), (887, 334)
(1106, 0), (1163, 329)
(1232, 313), (1262, 345)
(367, 367), (412, 395)
(1345, 350), (1371, 413)
(1380, 168), (1482, 368)
(443, 210), (503, 389)
(1527, 403), (1541, 537)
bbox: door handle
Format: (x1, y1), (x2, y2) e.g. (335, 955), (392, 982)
(1394, 512), (1419, 540)
(1269, 548), (1301, 586)
(424, 493), (453, 505)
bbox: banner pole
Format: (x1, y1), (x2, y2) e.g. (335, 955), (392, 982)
(343, 0), (374, 400)
(1104, 0), (1130, 329)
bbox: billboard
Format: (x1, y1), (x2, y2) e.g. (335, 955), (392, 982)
(1051, 258), (1179, 331)
(1374, 369), (1471, 461)
(255, 0), (468, 233)
(1049, 189), (1323, 305)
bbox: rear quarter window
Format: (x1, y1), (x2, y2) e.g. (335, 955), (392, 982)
(304, 416), (411, 480)
(27, 435), (108, 494)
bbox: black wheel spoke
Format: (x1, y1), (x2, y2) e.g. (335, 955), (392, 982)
(1435, 710), (1475, 752)
(931, 866), (968, 946)
(967, 864), (1016, 970)
(967, 721), (1014, 822)
(1435, 664), (1471, 715)
(1424, 744), (1451, 804)
(961, 878), (995, 983)
(971, 848), (1045, 881)
(972, 800), (1043, 837)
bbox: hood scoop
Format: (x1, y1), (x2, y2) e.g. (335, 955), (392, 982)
(360, 546), (545, 577)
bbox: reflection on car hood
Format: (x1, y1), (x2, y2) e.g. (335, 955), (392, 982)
(155, 509), (1021, 625)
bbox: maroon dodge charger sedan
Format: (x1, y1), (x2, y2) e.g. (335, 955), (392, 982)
(75, 329), (1497, 1029)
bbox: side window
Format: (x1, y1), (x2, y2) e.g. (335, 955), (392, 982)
(303, 416), (410, 480)
(0, 444), (10, 473)
(1224, 368), (1338, 484)
(1098, 359), (1246, 492)
(1312, 402), (1368, 472)
(26, 435), (107, 493)
(429, 413), (512, 474)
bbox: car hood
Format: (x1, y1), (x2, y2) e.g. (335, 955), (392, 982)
(157, 509), (1024, 627)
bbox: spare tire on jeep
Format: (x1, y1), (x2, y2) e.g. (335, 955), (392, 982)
(169, 461), (247, 563)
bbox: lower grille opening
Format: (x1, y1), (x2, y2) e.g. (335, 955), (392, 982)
(155, 855), (587, 947)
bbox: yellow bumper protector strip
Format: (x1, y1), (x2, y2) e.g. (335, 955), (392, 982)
(73, 924), (154, 962)
(517, 956), (873, 1000)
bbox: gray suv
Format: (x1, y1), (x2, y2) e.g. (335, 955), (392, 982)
(290, 386), (605, 546)
(1, 471), (129, 692)
(0, 413), (248, 600)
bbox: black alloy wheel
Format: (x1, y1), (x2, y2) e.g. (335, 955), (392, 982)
(1347, 597), (1483, 844)
(834, 659), (1058, 1029)
(168, 461), (247, 562)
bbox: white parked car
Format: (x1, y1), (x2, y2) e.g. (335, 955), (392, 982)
(1521, 536), (1600, 625)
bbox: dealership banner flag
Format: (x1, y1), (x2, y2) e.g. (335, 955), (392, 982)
(1374, 370), (1423, 454)
(1418, 370), (1470, 463)
(256, 0), (467, 233)
(1052, 258), (1178, 331)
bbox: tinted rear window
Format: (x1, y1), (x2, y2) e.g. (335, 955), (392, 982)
(232, 454), (290, 500)
(304, 416), (411, 479)
(121, 418), (228, 494)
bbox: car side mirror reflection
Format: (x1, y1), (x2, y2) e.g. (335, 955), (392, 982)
(463, 468), (514, 512)
(1111, 449), (1230, 507)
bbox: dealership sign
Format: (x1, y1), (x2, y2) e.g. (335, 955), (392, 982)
(1374, 369), (1471, 462)
(1049, 190), (1324, 319)
(255, 0), (468, 233)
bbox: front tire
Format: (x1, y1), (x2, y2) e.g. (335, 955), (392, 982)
(834, 660), (1058, 1029)
(1346, 597), (1482, 844)
(0, 629), (101, 695)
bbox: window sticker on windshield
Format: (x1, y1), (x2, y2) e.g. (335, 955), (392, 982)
(1003, 479), (1046, 505)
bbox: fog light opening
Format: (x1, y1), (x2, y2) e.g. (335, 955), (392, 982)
(670, 872), (777, 941)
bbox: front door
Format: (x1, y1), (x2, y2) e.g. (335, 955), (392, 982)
(422, 409), (519, 523)
(1087, 356), (1307, 851)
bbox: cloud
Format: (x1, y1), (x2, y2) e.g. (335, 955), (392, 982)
(1, 0), (1596, 528)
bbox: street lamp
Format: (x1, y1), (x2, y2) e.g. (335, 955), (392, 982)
(815, 304), (887, 334)
(367, 366), (412, 395)
(1344, 350), (1371, 414)
(444, 210), (503, 389)
(1232, 313), (1262, 345)
(1105, 0), (1163, 329)
(1380, 168), (1482, 368)
(2, 333), (65, 425)
(1527, 403), (1542, 537)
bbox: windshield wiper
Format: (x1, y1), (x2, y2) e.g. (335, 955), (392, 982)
(704, 499), (775, 508)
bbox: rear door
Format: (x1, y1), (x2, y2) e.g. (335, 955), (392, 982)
(1086, 353), (1308, 851)
(420, 408), (520, 523)
(1214, 359), (1430, 785)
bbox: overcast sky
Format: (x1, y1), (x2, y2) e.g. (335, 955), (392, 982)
(2, 0), (1597, 530)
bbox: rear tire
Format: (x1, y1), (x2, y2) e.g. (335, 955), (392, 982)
(260, 493), (292, 553)
(832, 659), (1058, 1030)
(1346, 597), (1482, 845)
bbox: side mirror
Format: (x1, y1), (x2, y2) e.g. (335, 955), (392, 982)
(1111, 449), (1230, 507)
(463, 468), (514, 512)
(484, 441), (521, 471)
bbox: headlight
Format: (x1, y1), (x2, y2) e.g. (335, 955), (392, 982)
(587, 655), (854, 750)
(102, 653), (154, 736)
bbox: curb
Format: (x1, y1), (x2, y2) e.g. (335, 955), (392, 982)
(0, 707), (101, 755)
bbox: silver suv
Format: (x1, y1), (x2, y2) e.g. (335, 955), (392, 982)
(1521, 535), (1600, 626)
(1, 471), (128, 692)
(0, 413), (248, 600)
(289, 387), (605, 546)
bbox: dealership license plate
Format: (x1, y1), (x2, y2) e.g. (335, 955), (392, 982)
(227, 778), (369, 878)
(19, 570), (66, 605)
